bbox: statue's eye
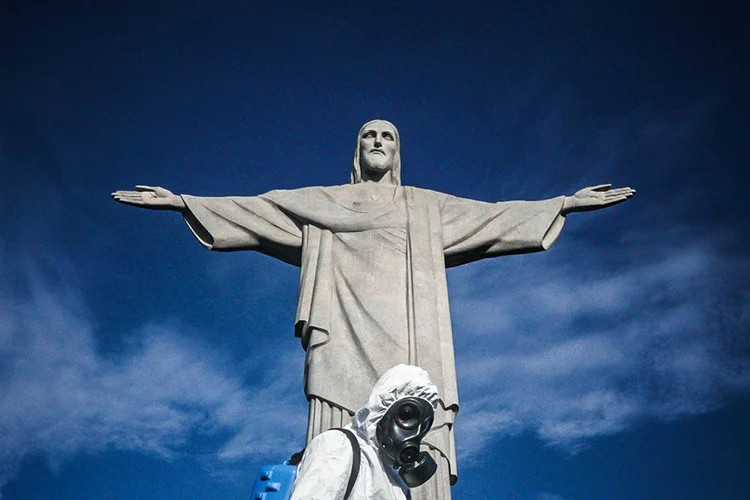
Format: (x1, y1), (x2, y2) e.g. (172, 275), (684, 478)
(383, 133), (394, 141)
(362, 131), (376, 139)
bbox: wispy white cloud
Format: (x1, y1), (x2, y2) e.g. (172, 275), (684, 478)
(451, 227), (750, 459)
(537, 493), (567, 500)
(0, 254), (306, 491)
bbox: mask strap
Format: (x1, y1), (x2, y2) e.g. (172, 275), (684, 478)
(335, 429), (361, 499)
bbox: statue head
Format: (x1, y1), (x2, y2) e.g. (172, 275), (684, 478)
(351, 119), (401, 185)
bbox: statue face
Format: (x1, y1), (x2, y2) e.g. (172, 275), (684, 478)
(359, 121), (398, 176)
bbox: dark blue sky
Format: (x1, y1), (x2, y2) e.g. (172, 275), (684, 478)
(2, 2), (749, 499)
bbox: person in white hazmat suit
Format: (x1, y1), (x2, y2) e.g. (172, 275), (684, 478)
(290, 365), (440, 500)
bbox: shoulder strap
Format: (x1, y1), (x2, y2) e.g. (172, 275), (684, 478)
(334, 428), (360, 500)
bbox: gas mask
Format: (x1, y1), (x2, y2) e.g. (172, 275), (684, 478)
(375, 397), (437, 487)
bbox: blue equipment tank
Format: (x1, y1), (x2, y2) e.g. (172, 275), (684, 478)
(250, 463), (298, 500)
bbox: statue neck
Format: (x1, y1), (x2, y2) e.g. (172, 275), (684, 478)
(361, 169), (396, 185)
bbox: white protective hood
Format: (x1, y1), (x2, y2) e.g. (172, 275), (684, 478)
(291, 365), (439, 500)
(350, 364), (439, 447)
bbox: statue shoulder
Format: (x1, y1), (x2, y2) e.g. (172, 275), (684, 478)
(260, 184), (340, 200)
(403, 185), (452, 204)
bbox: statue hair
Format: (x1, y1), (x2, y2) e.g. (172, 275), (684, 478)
(351, 119), (401, 185)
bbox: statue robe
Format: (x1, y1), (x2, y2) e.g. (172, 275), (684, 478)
(181, 182), (566, 485)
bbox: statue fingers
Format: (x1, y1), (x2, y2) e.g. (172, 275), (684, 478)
(608, 187), (635, 196)
(111, 191), (135, 201)
(603, 195), (630, 206)
(112, 192), (150, 205)
(113, 191), (144, 200)
(112, 196), (146, 207)
(603, 188), (634, 199)
(111, 190), (141, 197)
(589, 183), (613, 192)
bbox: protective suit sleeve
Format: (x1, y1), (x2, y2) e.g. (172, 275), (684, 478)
(290, 431), (355, 500)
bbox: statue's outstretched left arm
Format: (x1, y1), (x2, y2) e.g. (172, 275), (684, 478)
(561, 184), (635, 215)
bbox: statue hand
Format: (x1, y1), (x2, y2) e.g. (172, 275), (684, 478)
(111, 185), (187, 212)
(562, 184), (635, 215)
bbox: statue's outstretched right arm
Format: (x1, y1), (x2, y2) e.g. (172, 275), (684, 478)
(112, 185), (303, 264)
(111, 185), (187, 212)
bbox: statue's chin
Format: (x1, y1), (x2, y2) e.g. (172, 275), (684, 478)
(362, 162), (392, 174)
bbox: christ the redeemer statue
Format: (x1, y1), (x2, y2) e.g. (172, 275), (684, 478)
(112, 119), (634, 499)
